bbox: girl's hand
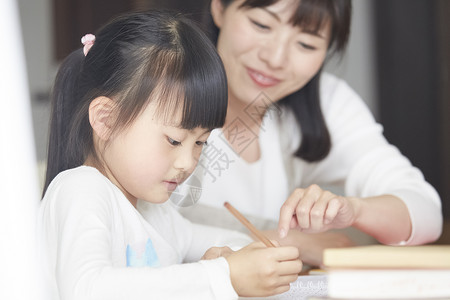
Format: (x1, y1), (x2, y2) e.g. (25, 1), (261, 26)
(226, 242), (302, 297)
(201, 246), (233, 260)
(278, 184), (361, 238)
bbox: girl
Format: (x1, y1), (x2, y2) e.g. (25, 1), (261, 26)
(39, 10), (302, 300)
(179, 0), (443, 266)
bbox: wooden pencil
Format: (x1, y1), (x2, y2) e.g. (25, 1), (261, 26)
(224, 202), (276, 247)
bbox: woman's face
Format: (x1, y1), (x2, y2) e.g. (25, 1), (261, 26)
(212, 0), (330, 106)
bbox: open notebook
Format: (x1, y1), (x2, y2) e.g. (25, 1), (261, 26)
(242, 275), (328, 300)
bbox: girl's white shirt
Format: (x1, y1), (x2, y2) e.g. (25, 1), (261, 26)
(38, 166), (252, 300)
(182, 72), (442, 246)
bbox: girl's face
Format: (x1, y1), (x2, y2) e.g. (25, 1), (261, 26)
(212, 0), (330, 106)
(101, 101), (210, 207)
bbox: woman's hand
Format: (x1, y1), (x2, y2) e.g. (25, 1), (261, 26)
(264, 229), (355, 267)
(226, 242), (302, 297)
(278, 184), (361, 238)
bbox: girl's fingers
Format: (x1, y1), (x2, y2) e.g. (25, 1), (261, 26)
(268, 274), (300, 295)
(271, 284), (291, 296)
(271, 246), (301, 261)
(264, 274), (299, 296)
(278, 189), (305, 238)
(277, 259), (303, 275)
(277, 274), (300, 286)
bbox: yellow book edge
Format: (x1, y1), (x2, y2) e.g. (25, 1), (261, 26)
(323, 244), (450, 269)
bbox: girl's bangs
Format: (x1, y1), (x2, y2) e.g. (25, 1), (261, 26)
(153, 51), (228, 131)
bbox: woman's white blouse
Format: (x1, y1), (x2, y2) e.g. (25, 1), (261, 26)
(182, 72), (442, 245)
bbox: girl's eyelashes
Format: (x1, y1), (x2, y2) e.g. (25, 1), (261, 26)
(167, 137), (181, 146)
(167, 136), (208, 147)
(196, 140), (208, 146)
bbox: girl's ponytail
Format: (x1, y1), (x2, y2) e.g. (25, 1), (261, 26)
(43, 49), (84, 196)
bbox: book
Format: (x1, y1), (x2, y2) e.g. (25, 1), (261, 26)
(323, 245), (450, 269)
(326, 269), (450, 299)
(322, 245), (450, 299)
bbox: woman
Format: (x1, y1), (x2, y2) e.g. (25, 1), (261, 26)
(179, 0), (442, 265)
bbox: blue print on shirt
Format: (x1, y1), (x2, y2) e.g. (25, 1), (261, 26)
(126, 238), (160, 267)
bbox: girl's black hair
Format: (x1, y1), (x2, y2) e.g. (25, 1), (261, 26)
(43, 10), (228, 196)
(204, 0), (352, 161)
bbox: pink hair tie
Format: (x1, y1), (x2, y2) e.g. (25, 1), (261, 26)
(81, 34), (96, 56)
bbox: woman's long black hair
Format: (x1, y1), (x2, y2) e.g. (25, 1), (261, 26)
(203, 0), (352, 161)
(43, 10), (228, 196)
